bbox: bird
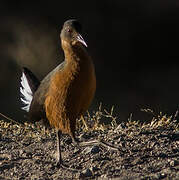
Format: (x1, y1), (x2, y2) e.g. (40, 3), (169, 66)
(20, 19), (96, 166)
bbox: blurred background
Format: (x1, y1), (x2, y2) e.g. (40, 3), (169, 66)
(0, 1), (179, 122)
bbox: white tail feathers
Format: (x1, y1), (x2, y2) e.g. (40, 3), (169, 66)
(20, 72), (33, 112)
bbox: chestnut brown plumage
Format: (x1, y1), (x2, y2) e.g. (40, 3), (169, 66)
(20, 19), (96, 166)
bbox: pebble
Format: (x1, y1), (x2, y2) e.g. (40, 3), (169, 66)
(170, 160), (179, 166)
(82, 145), (100, 154)
(19, 149), (24, 156)
(91, 145), (100, 154)
(99, 174), (108, 179)
(80, 168), (93, 177)
(92, 166), (99, 172)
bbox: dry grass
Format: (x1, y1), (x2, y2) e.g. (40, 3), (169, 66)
(0, 104), (178, 139)
(0, 104), (179, 179)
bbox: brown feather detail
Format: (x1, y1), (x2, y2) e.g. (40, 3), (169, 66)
(28, 62), (65, 123)
(45, 44), (96, 138)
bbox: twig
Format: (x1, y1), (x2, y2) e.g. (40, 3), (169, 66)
(79, 139), (119, 151)
(173, 110), (179, 120)
(0, 112), (23, 126)
(81, 115), (89, 131)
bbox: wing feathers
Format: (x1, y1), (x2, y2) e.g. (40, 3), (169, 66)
(20, 71), (33, 112)
(20, 67), (40, 112)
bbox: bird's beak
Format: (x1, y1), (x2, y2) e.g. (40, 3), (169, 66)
(76, 34), (88, 47)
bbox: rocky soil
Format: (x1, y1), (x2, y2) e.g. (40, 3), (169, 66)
(0, 108), (179, 179)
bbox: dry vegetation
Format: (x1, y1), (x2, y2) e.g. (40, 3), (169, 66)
(0, 104), (179, 179)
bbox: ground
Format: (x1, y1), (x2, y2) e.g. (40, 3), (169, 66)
(0, 106), (179, 179)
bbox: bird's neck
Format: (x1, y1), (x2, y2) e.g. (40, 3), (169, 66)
(61, 40), (88, 63)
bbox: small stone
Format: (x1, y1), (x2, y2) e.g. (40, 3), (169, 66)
(113, 135), (120, 140)
(92, 166), (99, 172)
(82, 145), (100, 154)
(80, 168), (93, 177)
(159, 173), (167, 179)
(26, 152), (32, 158)
(170, 160), (179, 167)
(91, 145), (100, 154)
(19, 149), (24, 156)
(100, 174), (108, 178)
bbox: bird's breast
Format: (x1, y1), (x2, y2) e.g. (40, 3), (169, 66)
(45, 53), (96, 130)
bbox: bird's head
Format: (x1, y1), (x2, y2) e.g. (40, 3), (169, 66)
(60, 19), (87, 48)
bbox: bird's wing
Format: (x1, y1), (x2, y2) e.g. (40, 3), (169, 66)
(28, 61), (66, 121)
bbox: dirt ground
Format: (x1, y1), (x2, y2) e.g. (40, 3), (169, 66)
(0, 108), (179, 179)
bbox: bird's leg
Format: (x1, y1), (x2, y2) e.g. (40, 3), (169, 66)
(56, 130), (79, 171)
(56, 130), (62, 166)
(81, 115), (88, 131)
(70, 129), (80, 147)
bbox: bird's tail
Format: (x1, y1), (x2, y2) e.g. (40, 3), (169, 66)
(20, 67), (40, 112)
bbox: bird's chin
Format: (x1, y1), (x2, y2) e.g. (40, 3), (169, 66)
(61, 39), (71, 49)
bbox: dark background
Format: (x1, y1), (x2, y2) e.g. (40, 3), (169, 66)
(0, 1), (179, 122)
